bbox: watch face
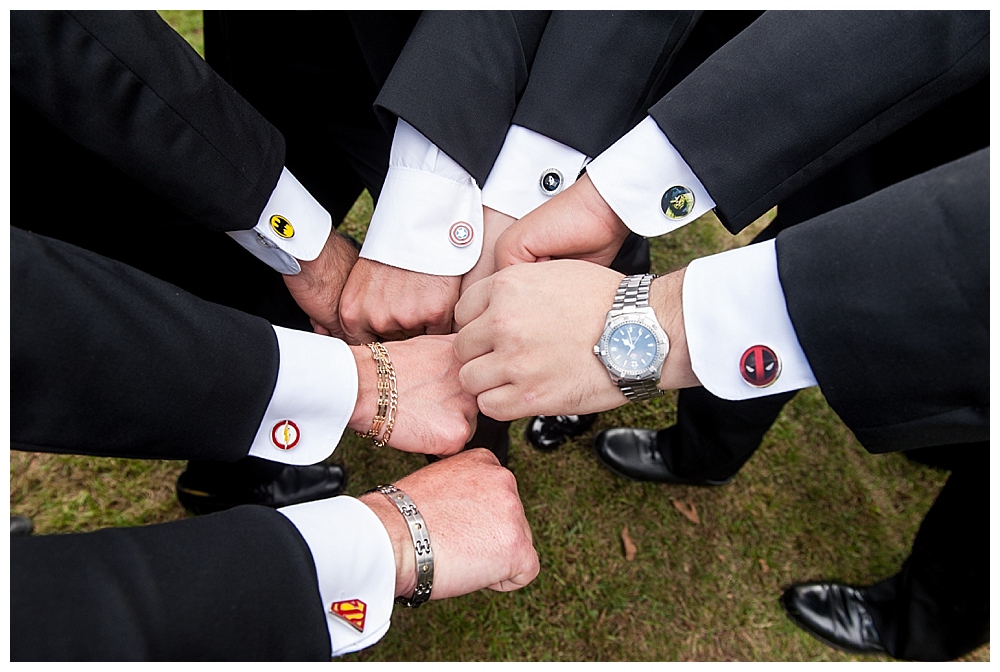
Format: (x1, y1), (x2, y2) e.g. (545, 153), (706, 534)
(607, 322), (659, 373)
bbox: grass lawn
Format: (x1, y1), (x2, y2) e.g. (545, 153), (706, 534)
(9, 11), (988, 662)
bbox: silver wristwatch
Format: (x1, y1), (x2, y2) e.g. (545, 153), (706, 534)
(593, 274), (668, 401)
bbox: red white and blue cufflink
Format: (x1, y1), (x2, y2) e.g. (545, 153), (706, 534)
(449, 221), (474, 248)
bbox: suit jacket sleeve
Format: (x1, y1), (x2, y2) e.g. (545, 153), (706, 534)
(512, 10), (700, 158)
(776, 148), (988, 453)
(12, 226), (277, 462)
(10, 10), (285, 232)
(373, 10), (550, 185)
(651, 10), (989, 233)
(11, 506), (331, 661)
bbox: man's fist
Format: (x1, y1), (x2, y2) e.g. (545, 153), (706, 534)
(339, 258), (461, 344)
(348, 334), (477, 456)
(361, 449), (539, 600)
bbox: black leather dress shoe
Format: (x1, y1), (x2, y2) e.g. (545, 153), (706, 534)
(176, 459), (347, 515)
(593, 428), (732, 485)
(10, 515), (34, 536)
(781, 583), (887, 655)
(526, 414), (597, 452)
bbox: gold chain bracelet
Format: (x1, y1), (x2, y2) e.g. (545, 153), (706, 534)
(355, 342), (398, 448)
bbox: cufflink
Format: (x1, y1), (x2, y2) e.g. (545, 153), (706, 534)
(271, 419), (300, 450)
(740, 345), (780, 388)
(329, 599), (367, 632)
(539, 168), (564, 196)
(661, 186), (694, 220)
(449, 221), (474, 248)
(269, 214), (295, 239)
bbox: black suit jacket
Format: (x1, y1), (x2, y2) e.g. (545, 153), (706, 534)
(650, 10), (989, 233)
(10, 13), (337, 658)
(376, 11), (699, 185)
(11, 10), (284, 233)
(11, 229), (335, 660)
(776, 148), (988, 453)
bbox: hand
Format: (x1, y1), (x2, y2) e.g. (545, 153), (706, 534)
(493, 174), (631, 269)
(453, 260), (698, 421)
(360, 448), (539, 600)
(282, 230), (359, 340)
(348, 334), (477, 456)
(459, 206), (517, 302)
(339, 258), (461, 344)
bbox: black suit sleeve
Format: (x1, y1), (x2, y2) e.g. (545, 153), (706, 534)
(11, 506), (331, 661)
(12, 227), (277, 462)
(512, 11), (700, 158)
(374, 10), (550, 185)
(652, 10), (989, 233)
(10, 10), (285, 232)
(776, 148), (988, 453)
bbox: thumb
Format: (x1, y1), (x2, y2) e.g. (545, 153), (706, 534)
(494, 218), (541, 269)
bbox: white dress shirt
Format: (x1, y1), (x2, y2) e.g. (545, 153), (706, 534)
(586, 115), (818, 399)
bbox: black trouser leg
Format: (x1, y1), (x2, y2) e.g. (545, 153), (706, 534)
(657, 386), (796, 482)
(866, 442), (989, 661)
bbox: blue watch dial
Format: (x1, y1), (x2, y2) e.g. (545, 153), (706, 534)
(608, 323), (659, 372)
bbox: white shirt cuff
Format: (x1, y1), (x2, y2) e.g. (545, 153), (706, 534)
(682, 239), (817, 401)
(361, 119), (483, 276)
(481, 125), (590, 219)
(226, 167), (333, 275)
(246, 326), (357, 466)
(279, 496), (395, 657)
(587, 116), (716, 237)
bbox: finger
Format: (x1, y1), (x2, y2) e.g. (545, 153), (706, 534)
(453, 318), (501, 366)
(311, 319), (332, 337)
(488, 550), (540, 592)
(424, 314), (454, 336)
(453, 275), (493, 329)
(458, 352), (514, 396)
(475, 383), (524, 422)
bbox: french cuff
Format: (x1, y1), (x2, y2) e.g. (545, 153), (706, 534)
(279, 496), (395, 657)
(227, 167), (333, 276)
(247, 326), (357, 466)
(587, 116), (715, 238)
(361, 166), (483, 275)
(481, 125), (590, 219)
(683, 239), (817, 401)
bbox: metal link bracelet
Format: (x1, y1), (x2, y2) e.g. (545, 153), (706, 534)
(354, 342), (398, 448)
(367, 484), (434, 608)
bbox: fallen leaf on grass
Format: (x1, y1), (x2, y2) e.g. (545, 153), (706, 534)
(621, 525), (638, 561)
(758, 558), (769, 573)
(672, 499), (700, 524)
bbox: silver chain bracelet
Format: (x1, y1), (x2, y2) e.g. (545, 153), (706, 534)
(367, 484), (434, 608)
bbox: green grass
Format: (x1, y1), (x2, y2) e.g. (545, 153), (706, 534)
(9, 10), (988, 662)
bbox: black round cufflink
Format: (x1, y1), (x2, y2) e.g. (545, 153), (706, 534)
(539, 168), (564, 195)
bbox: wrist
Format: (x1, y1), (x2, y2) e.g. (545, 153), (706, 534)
(359, 492), (417, 598)
(575, 173), (630, 256)
(348, 345), (378, 432)
(648, 268), (699, 390)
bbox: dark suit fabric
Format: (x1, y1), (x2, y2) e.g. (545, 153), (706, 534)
(11, 10), (284, 233)
(776, 149), (988, 454)
(651, 11), (989, 233)
(11, 10), (311, 330)
(11, 227), (277, 462)
(12, 506), (330, 661)
(510, 11), (700, 158)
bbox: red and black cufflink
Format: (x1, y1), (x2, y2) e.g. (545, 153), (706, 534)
(740, 345), (780, 388)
